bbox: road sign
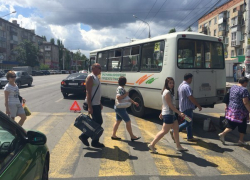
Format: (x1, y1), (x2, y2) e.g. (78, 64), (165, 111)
(70, 101), (81, 113)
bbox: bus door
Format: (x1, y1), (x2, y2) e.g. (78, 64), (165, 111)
(192, 70), (216, 99)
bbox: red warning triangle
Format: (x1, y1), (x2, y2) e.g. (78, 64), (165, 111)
(70, 101), (81, 112)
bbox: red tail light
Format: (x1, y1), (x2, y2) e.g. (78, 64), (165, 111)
(61, 81), (66, 85)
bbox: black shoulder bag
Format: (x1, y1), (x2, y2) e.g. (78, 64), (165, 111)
(83, 78), (100, 111)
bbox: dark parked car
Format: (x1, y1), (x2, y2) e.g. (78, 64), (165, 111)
(61, 73), (88, 98)
(0, 71), (33, 89)
(0, 111), (50, 180)
(32, 71), (43, 76)
(41, 70), (50, 75)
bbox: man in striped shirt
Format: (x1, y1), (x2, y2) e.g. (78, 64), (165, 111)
(178, 73), (202, 141)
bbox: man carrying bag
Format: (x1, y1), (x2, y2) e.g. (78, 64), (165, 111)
(79, 63), (105, 148)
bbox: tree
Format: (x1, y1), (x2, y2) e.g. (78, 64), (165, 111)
(187, 27), (193, 32)
(57, 39), (65, 69)
(65, 50), (71, 70)
(40, 63), (49, 70)
(14, 40), (39, 67)
(50, 38), (55, 45)
(42, 35), (47, 41)
(168, 28), (176, 34)
(73, 50), (88, 70)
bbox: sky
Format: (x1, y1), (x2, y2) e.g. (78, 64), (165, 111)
(0, 0), (229, 57)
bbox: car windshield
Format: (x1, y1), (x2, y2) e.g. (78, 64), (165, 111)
(66, 73), (88, 80)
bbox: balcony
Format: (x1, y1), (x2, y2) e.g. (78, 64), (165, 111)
(231, 40), (240, 47)
(0, 37), (6, 42)
(232, 10), (242, 18)
(230, 24), (241, 31)
(218, 31), (226, 36)
(10, 40), (18, 45)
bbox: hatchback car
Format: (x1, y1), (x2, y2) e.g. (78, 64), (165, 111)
(61, 73), (88, 98)
(0, 111), (50, 180)
(0, 71), (33, 89)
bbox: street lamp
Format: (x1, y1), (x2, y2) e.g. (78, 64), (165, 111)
(133, 15), (151, 38)
(1, 11), (16, 18)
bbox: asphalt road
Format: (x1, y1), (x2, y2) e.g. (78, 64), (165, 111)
(1, 74), (250, 180)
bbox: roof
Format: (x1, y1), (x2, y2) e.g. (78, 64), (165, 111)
(90, 32), (217, 54)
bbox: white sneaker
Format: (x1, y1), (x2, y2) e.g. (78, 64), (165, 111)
(218, 133), (225, 144)
(148, 144), (158, 154)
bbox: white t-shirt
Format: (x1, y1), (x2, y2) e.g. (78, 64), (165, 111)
(162, 89), (175, 115)
(4, 83), (21, 104)
(85, 74), (101, 106)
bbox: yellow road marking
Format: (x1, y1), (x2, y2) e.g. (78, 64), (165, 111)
(49, 123), (82, 178)
(179, 133), (250, 175)
(134, 117), (193, 176)
(36, 115), (61, 135)
(99, 113), (134, 176)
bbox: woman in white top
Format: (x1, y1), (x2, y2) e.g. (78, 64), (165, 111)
(148, 77), (187, 153)
(4, 71), (26, 126)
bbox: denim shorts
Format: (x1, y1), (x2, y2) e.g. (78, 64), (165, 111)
(162, 114), (177, 124)
(115, 107), (130, 122)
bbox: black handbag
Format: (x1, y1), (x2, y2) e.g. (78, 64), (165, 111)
(83, 80), (100, 111)
(219, 116), (228, 130)
(18, 95), (23, 103)
(222, 89), (230, 104)
(74, 113), (103, 140)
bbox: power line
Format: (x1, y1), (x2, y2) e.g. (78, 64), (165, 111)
(138, 0), (168, 38)
(174, 0), (203, 31)
(184, 0), (222, 30)
(134, 0), (158, 37)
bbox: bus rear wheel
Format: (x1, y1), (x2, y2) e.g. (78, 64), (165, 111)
(130, 93), (145, 117)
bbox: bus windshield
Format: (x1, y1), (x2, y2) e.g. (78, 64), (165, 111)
(177, 39), (224, 69)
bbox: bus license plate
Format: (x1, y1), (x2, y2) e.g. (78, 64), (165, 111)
(69, 83), (78, 86)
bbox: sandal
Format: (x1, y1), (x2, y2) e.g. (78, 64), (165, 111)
(176, 147), (188, 152)
(148, 144), (158, 154)
(131, 137), (141, 141)
(111, 137), (121, 140)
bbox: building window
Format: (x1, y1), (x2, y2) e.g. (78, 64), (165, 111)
(231, 32), (236, 41)
(226, 25), (229, 31)
(231, 50), (235, 57)
(233, 8), (237, 13)
(214, 29), (217, 36)
(227, 11), (230, 18)
(238, 49), (244, 55)
(231, 17), (238, 26)
(225, 37), (229, 44)
(214, 17), (217, 24)
(209, 20), (211, 26)
(200, 25), (201, 29)
(241, 31), (245, 40)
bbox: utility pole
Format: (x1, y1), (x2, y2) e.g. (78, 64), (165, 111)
(245, 0), (250, 79)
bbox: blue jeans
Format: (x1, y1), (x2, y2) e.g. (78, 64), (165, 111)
(179, 109), (193, 139)
(115, 107), (131, 122)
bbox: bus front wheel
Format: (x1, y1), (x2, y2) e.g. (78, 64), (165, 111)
(130, 93), (145, 117)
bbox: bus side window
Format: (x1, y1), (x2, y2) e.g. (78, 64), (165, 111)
(141, 41), (164, 72)
(122, 46), (140, 72)
(97, 51), (108, 71)
(108, 49), (122, 71)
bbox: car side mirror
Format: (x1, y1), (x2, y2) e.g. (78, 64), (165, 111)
(27, 131), (47, 145)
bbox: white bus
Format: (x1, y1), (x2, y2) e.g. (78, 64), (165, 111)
(89, 32), (226, 117)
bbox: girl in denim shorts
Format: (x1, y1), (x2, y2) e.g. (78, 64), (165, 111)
(148, 77), (188, 153)
(111, 76), (141, 141)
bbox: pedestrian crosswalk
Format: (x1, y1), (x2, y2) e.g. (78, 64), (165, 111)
(22, 112), (250, 178)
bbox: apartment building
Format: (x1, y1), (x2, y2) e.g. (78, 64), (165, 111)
(198, 0), (246, 63)
(0, 18), (45, 69)
(40, 42), (59, 69)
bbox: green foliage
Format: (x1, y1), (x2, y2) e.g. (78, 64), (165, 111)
(168, 28), (176, 34)
(50, 38), (55, 45)
(57, 39), (64, 69)
(187, 27), (192, 32)
(40, 63), (49, 70)
(14, 40), (39, 67)
(73, 50), (89, 70)
(42, 35), (47, 41)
